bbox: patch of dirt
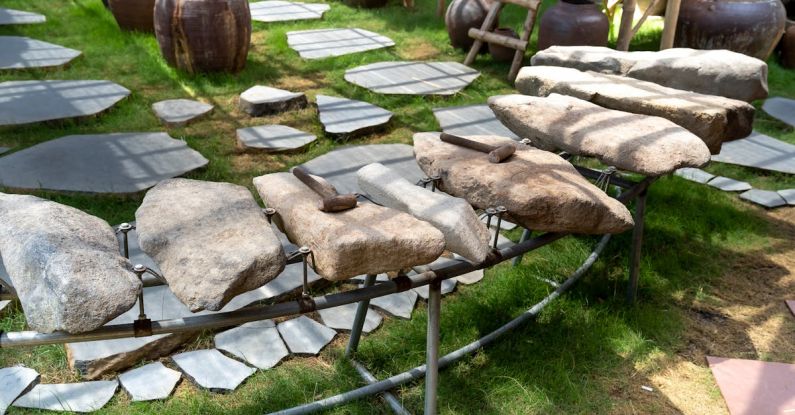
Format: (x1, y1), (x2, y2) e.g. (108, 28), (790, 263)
(399, 39), (441, 60)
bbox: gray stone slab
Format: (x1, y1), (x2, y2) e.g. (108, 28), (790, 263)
(222, 262), (323, 310)
(0, 300), (9, 315)
(152, 99), (213, 127)
(763, 97), (795, 128)
(350, 273), (390, 283)
(414, 278), (457, 299)
(277, 316), (336, 355)
(455, 269), (484, 285)
(0, 147), (8, 155)
(118, 362), (181, 402)
(0, 37), (80, 70)
(317, 303), (382, 333)
(345, 61), (480, 95)
(239, 85), (307, 116)
(287, 28), (394, 60)
(250, 1), (329, 22)
(707, 176), (752, 192)
(675, 168), (715, 184)
(739, 189), (788, 208)
(369, 290), (417, 319)
(711, 131), (795, 175)
(215, 320), (289, 370)
(0, 132), (208, 194)
(0, 80), (129, 126)
(433, 104), (518, 140)
(13, 381), (118, 413)
(0, 8), (45, 25)
(0, 366), (39, 415)
(237, 124), (316, 152)
(480, 213), (517, 230)
(779, 189), (795, 205)
(317, 95), (392, 138)
(172, 349), (255, 393)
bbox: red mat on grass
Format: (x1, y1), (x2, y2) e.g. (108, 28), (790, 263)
(707, 356), (795, 414)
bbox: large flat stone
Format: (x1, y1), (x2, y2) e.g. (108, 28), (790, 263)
(249, 1), (329, 22)
(240, 85), (307, 116)
(345, 61), (480, 95)
(763, 97), (795, 128)
(0, 147), (8, 155)
(707, 176), (752, 192)
(0, 132), (208, 194)
(0, 37), (81, 70)
(369, 290), (417, 319)
(0, 80), (129, 126)
(277, 316), (336, 355)
(237, 125), (316, 152)
(152, 99), (213, 127)
(516, 66), (755, 154)
(489, 94), (711, 176)
(0, 366), (39, 415)
(13, 381), (118, 413)
(172, 349), (255, 393)
(413, 132), (634, 234)
(707, 356), (795, 415)
(414, 278), (457, 299)
(455, 269), (484, 285)
(531, 46), (768, 102)
(711, 131), (795, 175)
(0, 8), (45, 25)
(779, 189), (795, 205)
(118, 362), (181, 402)
(0, 300), (9, 315)
(287, 28), (394, 59)
(674, 168), (714, 184)
(215, 320), (289, 370)
(316, 95), (392, 138)
(317, 303), (382, 333)
(433, 104), (518, 140)
(739, 189), (787, 208)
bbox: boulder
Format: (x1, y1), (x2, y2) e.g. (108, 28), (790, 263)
(488, 94), (711, 176)
(136, 179), (286, 312)
(531, 46), (768, 102)
(357, 162), (491, 263)
(0, 193), (140, 333)
(413, 133), (634, 234)
(253, 172), (446, 280)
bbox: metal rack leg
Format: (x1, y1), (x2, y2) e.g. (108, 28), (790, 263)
(425, 279), (442, 415)
(626, 189), (647, 303)
(346, 274), (377, 357)
(512, 228), (532, 267)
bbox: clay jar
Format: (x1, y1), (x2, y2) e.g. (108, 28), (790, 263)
(489, 27), (519, 62)
(780, 19), (795, 68)
(537, 0), (609, 52)
(108, 0), (156, 32)
(345, 0), (389, 7)
(446, 0), (496, 51)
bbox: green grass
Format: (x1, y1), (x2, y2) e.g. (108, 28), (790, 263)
(0, 0), (793, 414)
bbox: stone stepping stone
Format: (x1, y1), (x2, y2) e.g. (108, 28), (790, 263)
(0, 300), (9, 315)
(707, 356), (795, 415)
(350, 273), (390, 284)
(118, 362), (181, 402)
(762, 97), (795, 128)
(152, 99), (213, 127)
(739, 189), (787, 208)
(0, 80), (129, 126)
(173, 349), (255, 393)
(369, 290), (418, 319)
(0, 366), (39, 415)
(433, 104), (518, 140)
(0, 8), (45, 25)
(0, 132), (208, 194)
(0, 147), (8, 155)
(240, 85), (307, 116)
(318, 303), (382, 333)
(237, 124), (316, 152)
(455, 269), (484, 285)
(711, 131), (795, 175)
(287, 28), (394, 60)
(0, 37), (81, 70)
(345, 61), (480, 95)
(675, 168), (715, 184)
(215, 320), (289, 370)
(316, 95), (393, 138)
(250, 1), (329, 23)
(707, 176), (752, 192)
(787, 300), (795, 317)
(414, 278), (457, 299)
(779, 189), (795, 205)
(277, 316), (336, 355)
(14, 381), (118, 413)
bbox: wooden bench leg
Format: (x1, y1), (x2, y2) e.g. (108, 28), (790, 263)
(464, 2), (502, 65)
(508, 6), (538, 82)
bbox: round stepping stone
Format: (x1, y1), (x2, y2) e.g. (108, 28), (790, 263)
(675, 168), (715, 184)
(249, 1), (329, 22)
(240, 85), (307, 116)
(152, 99), (213, 127)
(0, 80), (130, 126)
(317, 303), (382, 333)
(236, 124), (316, 152)
(287, 28), (394, 60)
(277, 316), (336, 355)
(0, 132), (208, 194)
(0, 366), (39, 415)
(172, 349), (255, 393)
(712, 131), (795, 175)
(119, 362), (181, 402)
(215, 320), (289, 370)
(0, 37), (81, 70)
(317, 95), (392, 138)
(739, 189), (787, 208)
(13, 381), (118, 413)
(779, 189), (795, 205)
(707, 176), (752, 192)
(433, 104), (518, 140)
(0, 8), (45, 25)
(345, 61), (480, 95)
(762, 97), (795, 128)
(369, 290), (418, 320)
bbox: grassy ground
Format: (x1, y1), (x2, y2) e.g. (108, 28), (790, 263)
(1, 0), (795, 414)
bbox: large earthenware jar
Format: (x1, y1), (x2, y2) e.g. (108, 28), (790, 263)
(345, 0), (388, 8)
(446, 0), (496, 51)
(489, 27), (519, 62)
(675, 0), (786, 60)
(780, 19), (795, 67)
(154, 0), (251, 73)
(109, 0), (156, 32)
(537, 0), (609, 52)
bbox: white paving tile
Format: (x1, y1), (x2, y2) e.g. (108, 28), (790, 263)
(712, 131), (795, 175)
(215, 320), (289, 370)
(345, 61), (480, 95)
(369, 290), (418, 319)
(707, 176), (752, 192)
(316, 94), (392, 138)
(433, 104), (518, 139)
(779, 189), (795, 205)
(277, 316), (336, 355)
(317, 303), (382, 333)
(13, 381), (118, 413)
(0, 366), (39, 415)
(250, 1), (329, 23)
(118, 362), (181, 402)
(675, 167), (714, 184)
(0, 8), (45, 25)
(739, 189), (788, 208)
(763, 97), (795, 128)
(0, 37), (80, 70)
(172, 349), (255, 393)
(287, 28), (394, 59)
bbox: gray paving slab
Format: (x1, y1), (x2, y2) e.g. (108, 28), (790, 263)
(433, 104), (518, 139)
(779, 189), (795, 205)
(118, 362), (181, 402)
(0, 80), (129, 126)
(0, 366), (39, 415)
(13, 381), (118, 413)
(316, 95), (392, 138)
(763, 97), (795, 128)
(287, 28), (394, 60)
(369, 290), (417, 319)
(675, 167), (715, 184)
(0, 147), (8, 155)
(414, 278), (457, 299)
(0, 300), (9, 315)
(455, 269), (484, 285)
(0, 37), (80, 70)
(0, 132), (208, 194)
(237, 124), (316, 152)
(712, 131), (795, 175)
(0, 8), (45, 25)
(250, 1), (329, 22)
(215, 320), (289, 370)
(739, 189), (788, 208)
(239, 85), (307, 116)
(707, 176), (752, 192)
(277, 316), (336, 355)
(480, 213), (517, 230)
(152, 99), (213, 127)
(317, 303), (382, 333)
(172, 349), (255, 393)
(345, 61), (480, 95)
(350, 274), (390, 283)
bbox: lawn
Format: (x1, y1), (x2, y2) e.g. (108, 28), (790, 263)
(1, 0), (795, 414)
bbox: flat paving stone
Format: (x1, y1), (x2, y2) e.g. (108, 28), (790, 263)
(0, 132), (208, 194)
(350, 274), (390, 283)
(369, 290), (417, 319)
(0, 366), (39, 415)
(0, 300), (9, 315)
(316, 95), (392, 138)
(740, 189), (788, 208)
(414, 277), (457, 300)
(712, 131), (795, 175)
(0, 147), (9, 155)
(455, 269), (484, 285)
(763, 97), (795, 128)
(287, 28), (394, 59)
(215, 320), (289, 370)
(317, 303), (382, 333)
(707, 176), (752, 192)
(172, 350), (255, 393)
(152, 99), (213, 127)
(14, 381), (118, 413)
(433, 104), (518, 139)
(779, 189), (795, 205)
(787, 300), (795, 317)
(237, 124), (316, 152)
(250, 1), (329, 22)
(345, 61), (480, 95)
(0, 80), (129, 126)
(277, 316), (336, 355)
(239, 85), (307, 116)
(0, 8), (45, 25)
(675, 168), (715, 184)
(707, 356), (795, 415)
(0, 37), (80, 70)
(480, 213), (517, 230)
(118, 362), (181, 402)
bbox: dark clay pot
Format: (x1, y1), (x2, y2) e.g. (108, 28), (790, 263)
(780, 19), (795, 68)
(675, 0), (786, 60)
(489, 27), (519, 62)
(345, 0), (388, 8)
(445, 0), (496, 51)
(154, 0), (251, 73)
(109, 0), (155, 32)
(537, 0), (609, 52)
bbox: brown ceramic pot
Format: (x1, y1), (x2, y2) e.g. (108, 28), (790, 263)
(154, 0), (251, 73)
(109, 0), (156, 32)
(780, 19), (795, 68)
(345, 0), (389, 8)
(537, 0), (609, 52)
(445, 0), (496, 51)
(489, 27), (519, 62)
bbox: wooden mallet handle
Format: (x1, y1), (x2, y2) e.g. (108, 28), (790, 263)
(439, 133), (515, 163)
(292, 167), (358, 212)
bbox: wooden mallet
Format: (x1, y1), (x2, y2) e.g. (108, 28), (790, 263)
(440, 133), (515, 163)
(292, 167), (358, 212)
